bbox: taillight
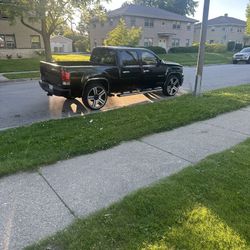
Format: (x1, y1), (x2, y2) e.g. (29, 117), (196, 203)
(61, 70), (70, 85)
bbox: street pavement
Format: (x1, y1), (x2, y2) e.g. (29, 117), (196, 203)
(1, 107), (250, 249)
(0, 64), (250, 129)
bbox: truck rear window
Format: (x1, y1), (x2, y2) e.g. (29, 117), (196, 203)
(91, 48), (116, 66)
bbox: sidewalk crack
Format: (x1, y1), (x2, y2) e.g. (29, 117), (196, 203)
(137, 139), (195, 164)
(38, 170), (78, 219)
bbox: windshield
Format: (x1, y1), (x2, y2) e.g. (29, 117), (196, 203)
(241, 48), (250, 53)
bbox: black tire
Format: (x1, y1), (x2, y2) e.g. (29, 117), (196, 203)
(247, 58), (250, 64)
(162, 75), (180, 96)
(82, 83), (108, 110)
(233, 60), (238, 64)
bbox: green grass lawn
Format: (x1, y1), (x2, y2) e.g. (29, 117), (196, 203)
(0, 57), (43, 73)
(0, 52), (233, 74)
(160, 52), (234, 66)
(27, 137), (250, 250)
(3, 72), (40, 79)
(1, 84), (250, 178)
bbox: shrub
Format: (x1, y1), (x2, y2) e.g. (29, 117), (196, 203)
(169, 43), (227, 54)
(235, 43), (243, 51)
(147, 46), (167, 54)
(227, 41), (235, 51)
(169, 46), (199, 53)
(205, 43), (227, 53)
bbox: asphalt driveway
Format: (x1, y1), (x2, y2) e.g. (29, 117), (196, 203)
(0, 64), (249, 130)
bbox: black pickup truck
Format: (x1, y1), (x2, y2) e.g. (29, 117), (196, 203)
(40, 46), (184, 110)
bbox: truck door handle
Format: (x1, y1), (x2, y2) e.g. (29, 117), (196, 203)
(143, 69), (150, 73)
(122, 70), (130, 74)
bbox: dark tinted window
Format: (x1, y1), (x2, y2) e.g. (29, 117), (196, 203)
(120, 50), (139, 66)
(141, 51), (158, 65)
(91, 48), (116, 65)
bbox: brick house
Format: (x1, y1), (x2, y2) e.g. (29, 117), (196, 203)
(89, 4), (197, 51)
(194, 14), (246, 45)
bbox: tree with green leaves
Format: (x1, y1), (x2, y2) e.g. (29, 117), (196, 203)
(0, 0), (108, 61)
(123, 0), (198, 16)
(246, 1), (250, 35)
(104, 19), (142, 46)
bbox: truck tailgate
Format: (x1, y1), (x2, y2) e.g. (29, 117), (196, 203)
(40, 61), (62, 86)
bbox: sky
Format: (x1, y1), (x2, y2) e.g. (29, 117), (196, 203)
(103, 0), (249, 22)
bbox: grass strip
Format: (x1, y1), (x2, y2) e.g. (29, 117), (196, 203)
(27, 136), (250, 250)
(1, 84), (250, 178)
(0, 57), (43, 73)
(160, 52), (233, 66)
(3, 72), (40, 80)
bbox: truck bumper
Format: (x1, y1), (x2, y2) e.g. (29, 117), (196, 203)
(39, 81), (71, 98)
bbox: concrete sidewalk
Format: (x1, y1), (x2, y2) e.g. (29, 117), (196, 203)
(1, 107), (250, 250)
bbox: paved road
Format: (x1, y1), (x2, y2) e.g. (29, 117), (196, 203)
(0, 64), (250, 130)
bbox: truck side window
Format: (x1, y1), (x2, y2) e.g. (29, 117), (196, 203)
(141, 51), (158, 65)
(91, 49), (116, 66)
(120, 50), (139, 66)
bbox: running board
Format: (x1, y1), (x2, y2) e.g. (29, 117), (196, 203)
(117, 87), (162, 97)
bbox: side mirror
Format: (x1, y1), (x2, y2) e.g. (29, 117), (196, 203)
(157, 59), (162, 66)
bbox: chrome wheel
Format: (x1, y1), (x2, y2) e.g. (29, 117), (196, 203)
(86, 86), (107, 110)
(164, 76), (180, 96)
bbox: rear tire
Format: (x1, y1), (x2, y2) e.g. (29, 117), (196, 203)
(162, 75), (180, 96)
(82, 83), (108, 110)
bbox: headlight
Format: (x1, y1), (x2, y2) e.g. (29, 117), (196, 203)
(243, 55), (249, 59)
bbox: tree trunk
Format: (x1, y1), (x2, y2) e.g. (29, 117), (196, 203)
(41, 19), (52, 62)
(42, 33), (52, 62)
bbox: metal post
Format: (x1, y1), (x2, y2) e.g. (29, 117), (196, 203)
(194, 0), (210, 96)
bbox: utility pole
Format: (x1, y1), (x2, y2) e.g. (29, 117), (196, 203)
(194, 0), (210, 96)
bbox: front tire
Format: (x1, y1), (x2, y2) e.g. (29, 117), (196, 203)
(82, 83), (108, 110)
(233, 60), (238, 64)
(162, 75), (180, 96)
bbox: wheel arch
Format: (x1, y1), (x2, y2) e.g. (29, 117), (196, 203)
(83, 78), (110, 96)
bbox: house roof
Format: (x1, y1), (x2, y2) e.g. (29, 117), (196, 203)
(50, 35), (73, 42)
(108, 5), (197, 23)
(196, 15), (246, 27)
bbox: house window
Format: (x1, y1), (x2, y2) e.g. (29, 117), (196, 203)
(222, 27), (226, 31)
(186, 39), (190, 47)
(5, 35), (16, 49)
(162, 21), (165, 26)
(211, 27), (215, 32)
(144, 38), (153, 47)
(0, 34), (16, 49)
(0, 35), (5, 48)
(209, 40), (214, 44)
(130, 17), (136, 26)
(144, 18), (154, 28)
(172, 38), (180, 47)
(230, 27), (233, 32)
(31, 35), (41, 49)
(187, 23), (191, 31)
(173, 21), (181, 29)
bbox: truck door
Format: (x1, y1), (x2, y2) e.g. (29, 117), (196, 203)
(119, 50), (142, 91)
(140, 50), (166, 88)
